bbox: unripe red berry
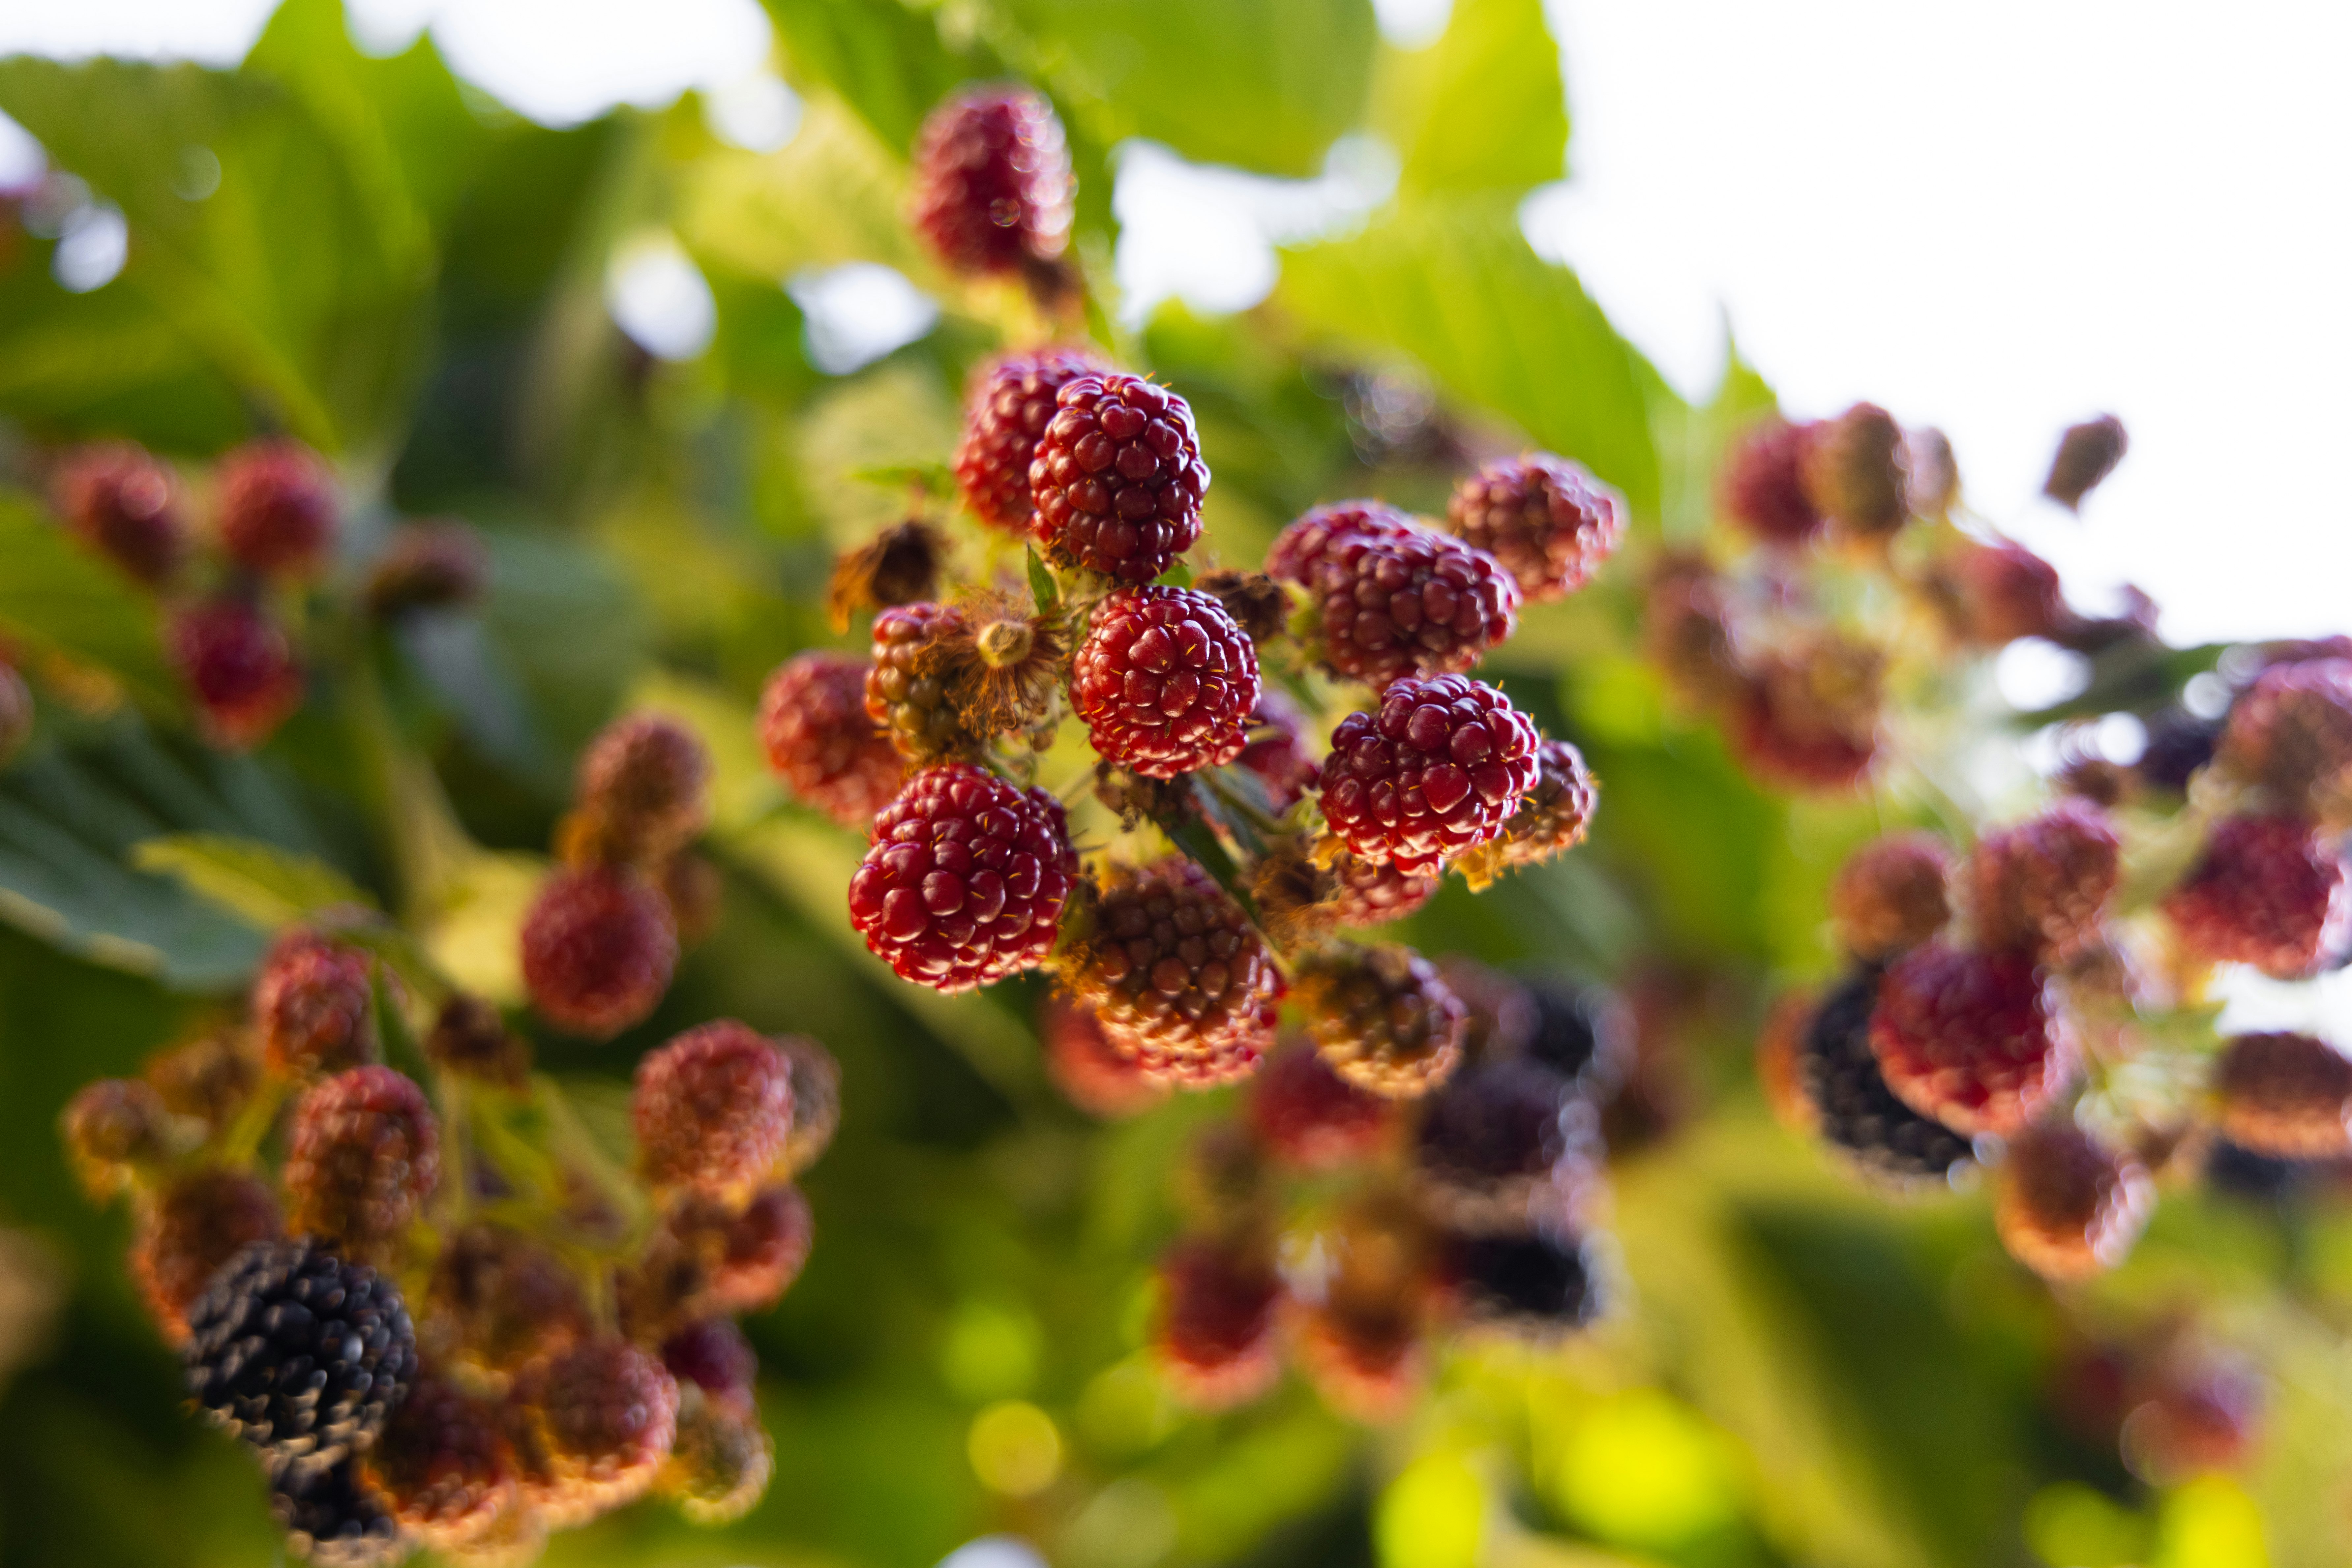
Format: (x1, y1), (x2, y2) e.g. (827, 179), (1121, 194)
(130, 1168), (283, 1342)
(626, 1185), (814, 1334)
(1292, 1304), (1423, 1425)
(661, 1317), (758, 1415)
(1235, 690), (1320, 808)
(1296, 944), (1467, 1099)
(215, 437), (337, 577)
(1063, 857), (1284, 1083)
(1040, 993), (1169, 1119)
(1153, 1238), (1281, 1411)
(1829, 832), (1953, 962)
(633, 1020), (794, 1195)
(1291, 521), (1520, 686)
(1968, 803), (2121, 962)
(2212, 1031), (2352, 1158)
(359, 1368), (518, 1551)
(167, 598), (302, 749)
(1643, 556), (1744, 707)
(1490, 737), (1598, 872)
(50, 441), (188, 585)
(363, 520), (490, 616)
(519, 865), (678, 1036)
(1719, 416), (1822, 544)
(284, 1065), (441, 1252)
(848, 762), (1074, 991)
(1801, 401), (1909, 536)
(954, 348), (1106, 532)
(253, 927), (378, 1078)
(426, 1226), (590, 1376)
(1265, 500), (1420, 585)
(1028, 372), (1208, 582)
(865, 601), (979, 761)
(1949, 539), (2067, 645)
(1246, 1042), (1392, 1169)
(1318, 674), (1543, 874)
(2121, 1354), (2264, 1485)
(60, 1077), (175, 1198)
(1072, 585), (1260, 777)
(775, 1034), (842, 1179)
(575, 713), (711, 863)
(1868, 942), (2075, 1137)
(512, 1338), (678, 1517)
(1444, 453), (1624, 601)
(144, 1028), (259, 1136)
(1731, 636), (1883, 791)
(759, 650), (904, 828)
(423, 994), (531, 1089)
(2218, 658), (2352, 824)
(908, 84), (1074, 278)
(2163, 813), (2350, 979)
(662, 1398), (774, 1525)
(1994, 1121), (2153, 1280)
(2043, 413), (2128, 511)
(1327, 852), (1439, 927)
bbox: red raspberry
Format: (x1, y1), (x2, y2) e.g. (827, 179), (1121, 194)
(59, 1078), (175, 1198)
(1969, 803), (2121, 962)
(130, 1168), (283, 1342)
(759, 651), (904, 828)
(1040, 994), (1169, 1118)
(426, 1226), (589, 1376)
(1949, 539), (2067, 645)
(1829, 832), (1952, 962)
(51, 441), (188, 585)
(253, 927), (377, 1078)
(1719, 415), (1823, 544)
(1491, 738), (1598, 872)
(1444, 454), (1624, 601)
(1294, 523), (1519, 686)
(1246, 1042), (1392, 1169)
(216, 436), (337, 577)
(2044, 413), (2129, 510)
(422, 994), (530, 1089)
(362, 521), (490, 617)
(633, 1020), (793, 1195)
(513, 1338), (678, 1517)
(575, 713), (711, 862)
(2213, 1031), (2352, 1158)
(1265, 500), (1421, 585)
(1801, 401), (1909, 536)
(2164, 813), (2349, 978)
(284, 1065), (441, 1253)
(908, 84), (1074, 278)
(1731, 638), (1883, 791)
(865, 601), (977, 761)
(1994, 1121), (2154, 1280)
(1072, 585), (1261, 777)
(2218, 659), (2352, 823)
(1317, 674), (1543, 874)
(519, 865), (678, 1035)
(1028, 372), (1209, 582)
(1235, 691), (1320, 809)
(953, 348), (1105, 532)
(1153, 1238), (1281, 1411)
(661, 1317), (758, 1415)
(1868, 942), (2075, 1136)
(359, 1369), (517, 1551)
(167, 598), (302, 749)
(1327, 852), (1438, 926)
(1297, 944), (1468, 1099)
(849, 762), (1073, 991)
(1063, 858), (1283, 1080)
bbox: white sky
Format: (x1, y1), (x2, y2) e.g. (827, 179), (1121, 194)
(4, 0), (2348, 646)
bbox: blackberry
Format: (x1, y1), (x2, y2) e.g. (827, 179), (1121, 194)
(362, 522), (489, 617)
(2203, 1138), (2312, 1204)
(1071, 585), (1261, 777)
(149, 1028), (261, 1136)
(1869, 943), (2073, 1138)
(2137, 706), (2220, 793)
(1246, 1042), (1392, 1169)
(183, 1236), (416, 1471)
(574, 714), (711, 863)
(358, 1369), (516, 1552)
(52, 441), (188, 585)
(661, 1317), (758, 1414)
(1294, 1306), (1423, 1425)
(168, 598), (303, 749)
(518, 866), (678, 1036)
(758, 650), (904, 829)
(1968, 803), (2120, 962)
(1801, 401), (1909, 537)
(130, 1168), (283, 1343)
(1294, 522), (1520, 686)
(1994, 1121), (2153, 1280)
(1318, 674), (1543, 874)
(1445, 1216), (1607, 1337)
(865, 602), (979, 761)
(1828, 832), (1952, 963)
(269, 1457), (410, 1567)
(1520, 979), (1633, 1096)
(283, 1066), (440, 1255)
(1795, 971), (1975, 1184)
(2163, 813), (2350, 978)
(217, 437), (338, 578)
(954, 348), (1105, 531)
(632, 1020), (794, 1195)
(253, 929), (378, 1079)
(908, 84), (1075, 280)
(2043, 413), (2128, 510)
(2213, 1031), (2352, 1159)
(1028, 372), (1208, 581)
(1412, 1057), (1598, 1227)
(1297, 944), (1467, 1099)
(1719, 416), (1823, 544)
(1062, 858), (1283, 1079)
(1444, 453), (1624, 601)
(1152, 1238), (1281, 1411)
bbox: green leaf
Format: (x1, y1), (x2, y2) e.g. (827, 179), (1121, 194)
(1153, 557), (1194, 589)
(1026, 547), (1061, 613)
(0, 491), (176, 709)
(759, 0), (999, 153)
(1648, 330), (1775, 542)
(1380, 0), (1566, 198)
(131, 833), (376, 930)
(1277, 198), (1660, 515)
(849, 459), (959, 495)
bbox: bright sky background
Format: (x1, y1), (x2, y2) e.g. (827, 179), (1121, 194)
(4, 0), (2349, 649)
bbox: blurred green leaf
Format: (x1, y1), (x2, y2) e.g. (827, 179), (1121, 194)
(132, 832), (375, 930)
(1380, 0), (1566, 198)
(1650, 331), (1776, 541)
(762, 0), (999, 153)
(0, 491), (176, 709)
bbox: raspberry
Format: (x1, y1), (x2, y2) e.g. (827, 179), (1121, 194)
(662, 1398), (774, 1524)
(1317, 674), (1543, 874)
(217, 437), (338, 576)
(1152, 1238), (1281, 1410)
(0, 660), (29, 765)
(269, 1458), (409, 1567)
(908, 84), (1074, 278)
(865, 602), (979, 761)
(574, 714), (711, 862)
(1521, 979), (1634, 1096)
(59, 1077), (175, 1198)
(1294, 523), (1520, 686)
(2164, 813), (2349, 978)
(1246, 1042), (1392, 1168)
(519, 865), (678, 1035)
(1294, 1306), (1423, 1425)
(512, 1338), (678, 1515)
(1731, 637), (1883, 791)
(1829, 833), (1953, 962)
(422, 995), (530, 1089)
(1795, 971), (1976, 1183)
(1489, 737), (1597, 872)
(1297, 944), (1467, 1099)
(954, 349), (1105, 531)
(425, 1227), (588, 1376)
(359, 1369), (516, 1551)
(1041, 994), (1169, 1118)
(1063, 858), (1283, 1077)
(1265, 500), (1421, 586)
(1719, 416), (1822, 544)
(661, 1317), (757, 1414)
(759, 651), (904, 829)
(1867, 943), (2075, 1137)
(1073, 585), (1260, 776)
(1444, 454), (1624, 601)
(1801, 401), (1909, 536)
(130, 1168), (283, 1342)
(1196, 568), (1292, 646)
(1028, 372), (1208, 581)
(363, 521), (490, 617)
(1949, 539), (2067, 645)
(848, 762), (1074, 991)
(776, 1036), (842, 1177)
(1235, 691), (1320, 809)
(2218, 659), (2352, 823)
(2043, 413), (2128, 510)
(1413, 1058), (1599, 1227)
(1327, 851), (1439, 927)
(633, 1020), (793, 1194)
(254, 928), (378, 1078)
(284, 1066), (441, 1254)
(1968, 803), (2120, 962)
(51, 441), (188, 584)
(1994, 1121), (2154, 1280)
(183, 1236), (416, 1471)
(168, 598), (302, 749)
(2213, 1031), (2352, 1158)
(1443, 1215), (1607, 1337)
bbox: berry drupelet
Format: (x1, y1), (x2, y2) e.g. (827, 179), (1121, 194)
(1444, 453), (1624, 601)
(955, 348), (1105, 531)
(1318, 674), (1543, 874)
(1071, 585), (1261, 777)
(1028, 373), (1209, 582)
